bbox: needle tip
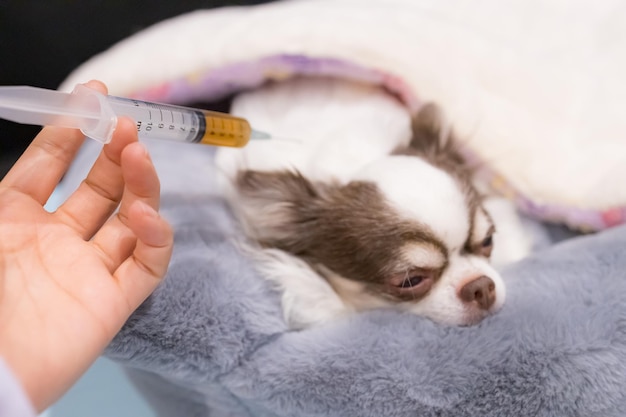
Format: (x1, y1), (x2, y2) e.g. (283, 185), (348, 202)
(250, 129), (272, 140)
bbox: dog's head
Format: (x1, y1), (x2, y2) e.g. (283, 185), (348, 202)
(235, 104), (504, 326)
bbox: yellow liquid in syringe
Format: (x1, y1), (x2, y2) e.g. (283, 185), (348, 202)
(199, 111), (252, 148)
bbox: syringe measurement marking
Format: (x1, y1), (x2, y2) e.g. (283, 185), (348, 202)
(145, 108), (153, 131)
(168, 110), (174, 130)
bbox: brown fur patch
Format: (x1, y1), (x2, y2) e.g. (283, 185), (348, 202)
(237, 170), (447, 288)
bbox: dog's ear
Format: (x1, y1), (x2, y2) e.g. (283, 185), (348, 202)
(398, 103), (466, 168)
(235, 170), (326, 245)
(409, 102), (448, 153)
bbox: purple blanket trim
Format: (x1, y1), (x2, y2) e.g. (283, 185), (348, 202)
(129, 55), (421, 110)
(128, 54), (624, 231)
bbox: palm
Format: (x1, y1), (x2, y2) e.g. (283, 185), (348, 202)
(2, 193), (127, 356)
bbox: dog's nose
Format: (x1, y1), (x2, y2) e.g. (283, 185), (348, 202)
(459, 276), (496, 310)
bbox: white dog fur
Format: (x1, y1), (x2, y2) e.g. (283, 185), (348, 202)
(216, 77), (530, 329)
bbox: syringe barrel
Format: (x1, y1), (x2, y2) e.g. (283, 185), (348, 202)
(106, 96), (204, 143)
(106, 96), (252, 147)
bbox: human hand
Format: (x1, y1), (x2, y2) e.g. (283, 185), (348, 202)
(0, 81), (173, 411)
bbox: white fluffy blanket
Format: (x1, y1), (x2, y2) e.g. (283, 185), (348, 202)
(61, 0), (626, 230)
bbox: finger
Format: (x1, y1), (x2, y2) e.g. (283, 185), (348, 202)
(91, 142), (161, 271)
(119, 141), (161, 213)
(54, 117), (138, 239)
(113, 200), (173, 309)
(0, 81), (108, 205)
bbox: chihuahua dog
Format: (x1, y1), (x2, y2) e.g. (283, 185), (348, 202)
(216, 77), (526, 329)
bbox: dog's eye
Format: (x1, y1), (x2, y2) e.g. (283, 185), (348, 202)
(400, 275), (425, 288)
(480, 235), (494, 257)
(388, 269), (436, 300)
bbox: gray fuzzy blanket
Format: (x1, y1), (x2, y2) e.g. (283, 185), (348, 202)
(60, 139), (626, 417)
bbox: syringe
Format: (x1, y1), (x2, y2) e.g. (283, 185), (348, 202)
(0, 84), (271, 147)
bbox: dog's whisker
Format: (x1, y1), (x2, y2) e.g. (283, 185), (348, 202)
(400, 270), (418, 302)
(408, 271), (419, 302)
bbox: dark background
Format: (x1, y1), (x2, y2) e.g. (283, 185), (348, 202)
(0, 0), (275, 178)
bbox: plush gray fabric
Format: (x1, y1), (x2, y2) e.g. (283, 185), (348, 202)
(60, 139), (626, 417)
